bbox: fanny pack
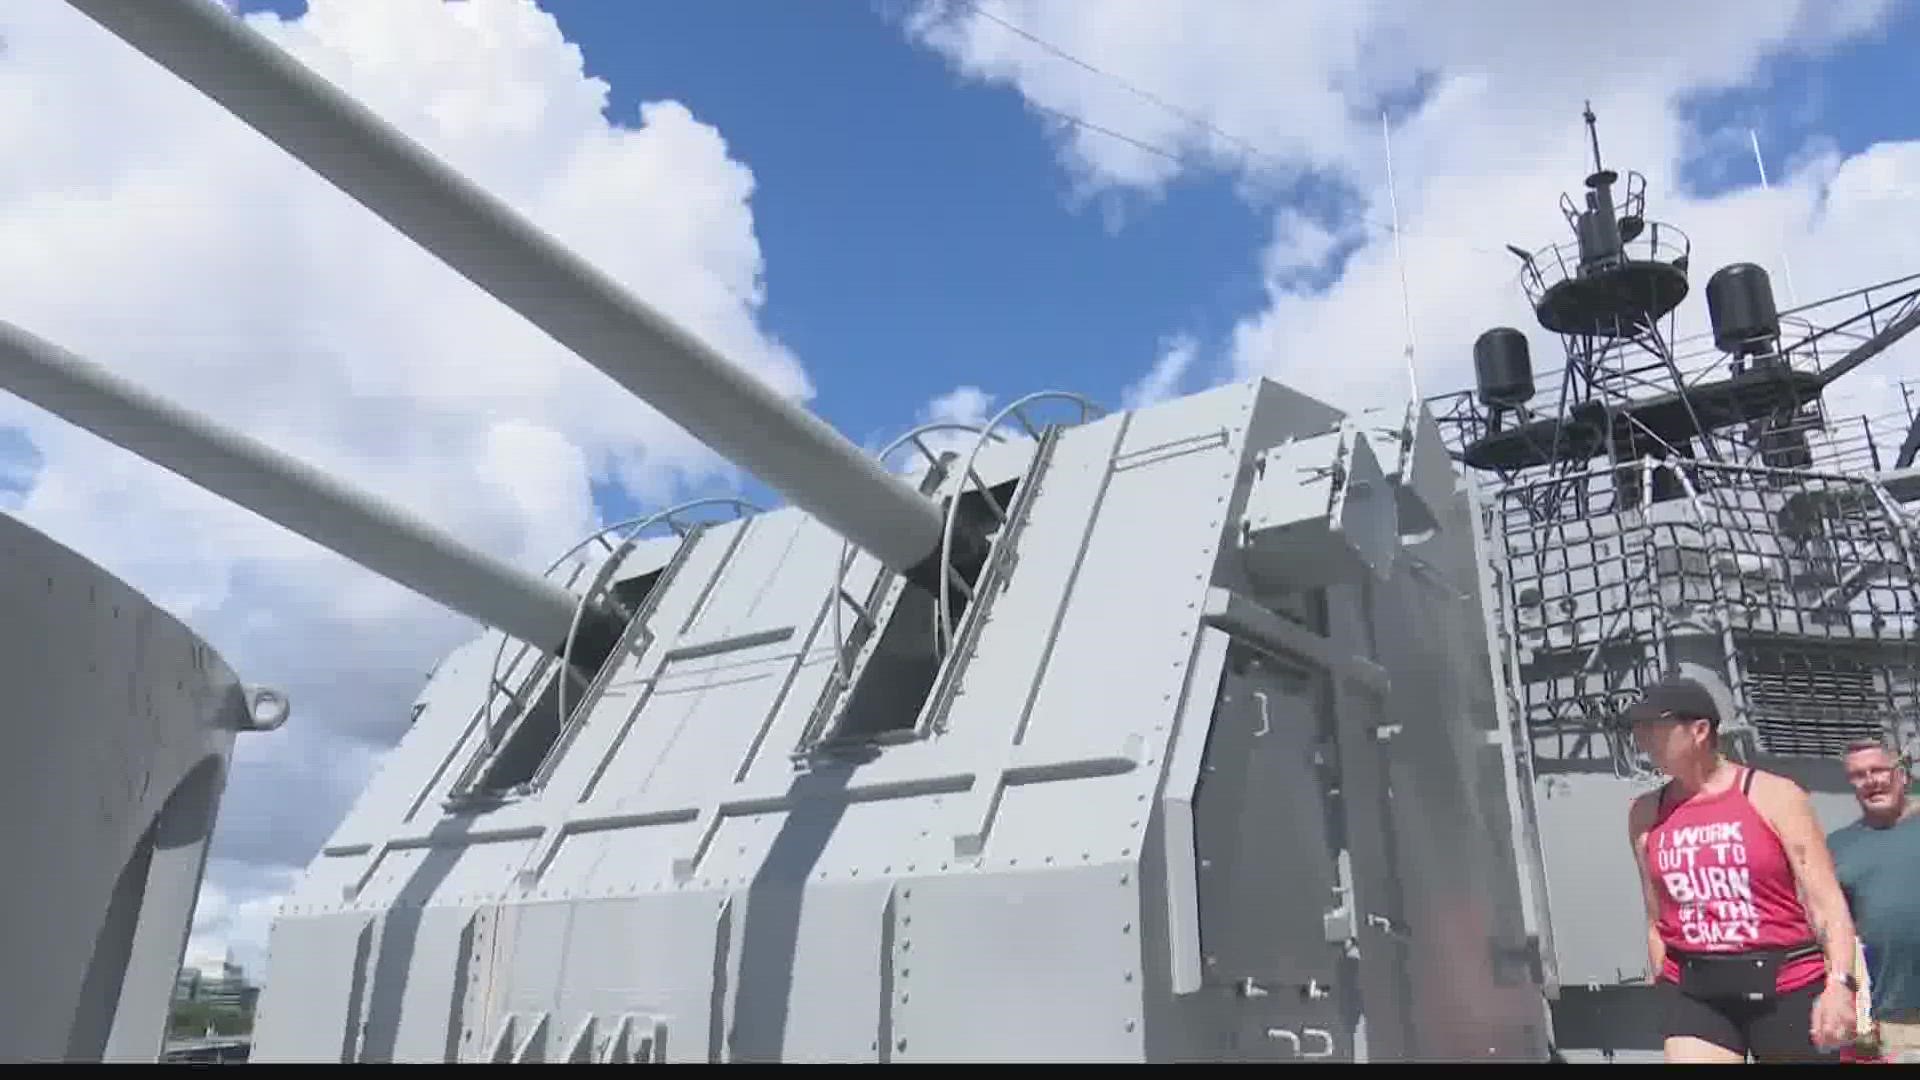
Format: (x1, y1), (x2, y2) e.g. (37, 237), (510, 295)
(1674, 943), (1822, 1003)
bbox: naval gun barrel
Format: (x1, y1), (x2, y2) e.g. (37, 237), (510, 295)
(63, 0), (957, 586)
(0, 319), (626, 666)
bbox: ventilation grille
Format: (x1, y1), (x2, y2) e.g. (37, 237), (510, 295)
(1743, 659), (1889, 757)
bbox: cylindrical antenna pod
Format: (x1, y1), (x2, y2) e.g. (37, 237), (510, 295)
(1706, 262), (1781, 357)
(0, 319), (625, 663)
(1473, 327), (1535, 408)
(63, 0), (951, 581)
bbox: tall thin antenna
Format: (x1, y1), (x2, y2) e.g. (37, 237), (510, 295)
(1749, 128), (1801, 307)
(1383, 110), (1418, 399)
(1583, 100), (1604, 173)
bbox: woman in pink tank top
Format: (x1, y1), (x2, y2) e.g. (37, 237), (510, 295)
(1623, 675), (1862, 1063)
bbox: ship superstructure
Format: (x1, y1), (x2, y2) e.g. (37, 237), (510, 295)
(1425, 105), (1920, 1058)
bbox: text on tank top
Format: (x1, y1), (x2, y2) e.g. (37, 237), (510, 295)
(1646, 767), (1825, 991)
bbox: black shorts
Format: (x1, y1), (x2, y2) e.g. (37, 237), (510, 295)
(1659, 980), (1841, 1062)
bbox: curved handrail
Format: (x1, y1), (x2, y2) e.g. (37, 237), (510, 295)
(478, 496), (760, 763)
(813, 391), (1104, 749)
(935, 391), (1106, 656)
(1516, 219), (1693, 309)
(827, 422), (1005, 686)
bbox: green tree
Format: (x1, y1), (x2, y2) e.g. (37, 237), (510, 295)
(167, 999), (252, 1038)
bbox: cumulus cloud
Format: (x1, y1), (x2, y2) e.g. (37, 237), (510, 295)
(179, 861), (303, 980)
(0, 0), (803, 981)
(922, 384), (995, 429)
(904, 0), (1920, 425)
(1121, 335), (1198, 410)
(900, 383), (998, 467)
(912, 332), (1196, 470)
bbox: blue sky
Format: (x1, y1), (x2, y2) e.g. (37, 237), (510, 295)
(4, 2), (1916, 516)
(1674, 7), (1920, 195)
(214, 0), (1313, 519)
(520, 0), (1276, 431)
(152, 0), (1916, 530)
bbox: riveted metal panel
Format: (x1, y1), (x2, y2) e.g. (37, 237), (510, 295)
(248, 913), (373, 1063)
(886, 865), (1146, 1062)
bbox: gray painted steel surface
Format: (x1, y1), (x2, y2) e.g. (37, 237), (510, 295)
(0, 513), (279, 1063)
(246, 382), (1554, 1062)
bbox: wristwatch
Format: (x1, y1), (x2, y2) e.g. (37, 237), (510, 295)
(1830, 972), (1860, 992)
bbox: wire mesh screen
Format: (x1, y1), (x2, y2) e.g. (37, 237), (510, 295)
(1480, 457), (1920, 767)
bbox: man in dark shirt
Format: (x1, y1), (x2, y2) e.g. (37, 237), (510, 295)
(1829, 735), (1920, 1063)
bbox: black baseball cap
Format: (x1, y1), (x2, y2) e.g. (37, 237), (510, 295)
(1622, 675), (1722, 730)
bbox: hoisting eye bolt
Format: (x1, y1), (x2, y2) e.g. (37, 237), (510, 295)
(241, 685), (291, 732)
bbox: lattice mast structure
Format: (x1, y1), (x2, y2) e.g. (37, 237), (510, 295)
(1432, 106), (1920, 771)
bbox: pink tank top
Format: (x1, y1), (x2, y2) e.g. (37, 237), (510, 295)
(1645, 767), (1826, 992)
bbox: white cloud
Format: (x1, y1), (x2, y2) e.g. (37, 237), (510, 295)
(904, 1), (1920, 426)
(899, 384), (997, 467)
(1121, 335), (1197, 411)
(907, 0), (1896, 200)
(922, 384), (995, 428)
(914, 331), (1199, 465)
(0, 0), (804, 980)
(181, 860), (301, 982)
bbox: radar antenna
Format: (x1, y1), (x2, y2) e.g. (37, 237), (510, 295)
(1433, 103), (1920, 518)
(1583, 100), (1603, 177)
(1423, 100), (1920, 776)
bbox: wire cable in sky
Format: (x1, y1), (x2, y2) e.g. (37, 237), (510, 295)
(1025, 102), (1187, 165)
(950, 0), (1277, 170)
(935, 1), (1507, 260)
